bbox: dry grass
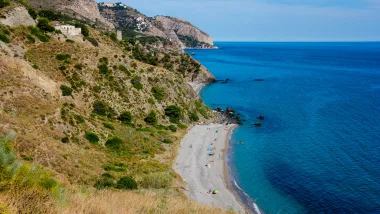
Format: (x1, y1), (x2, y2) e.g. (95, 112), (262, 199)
(63, 189), (234, 214)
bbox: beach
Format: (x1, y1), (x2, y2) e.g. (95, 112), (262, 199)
(174, 124), (247, 213)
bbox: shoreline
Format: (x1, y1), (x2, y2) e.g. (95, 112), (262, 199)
(174, 124), (247, 213)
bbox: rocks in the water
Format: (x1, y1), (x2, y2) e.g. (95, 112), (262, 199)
(254, 122), (262, 127)
(221, 78), (230, 84)
(258, 115), (265, 120)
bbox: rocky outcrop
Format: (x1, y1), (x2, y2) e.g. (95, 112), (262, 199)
(28, 0), (114, 30)
(0, 7), (35, 27)
(98, 4), (214, 50)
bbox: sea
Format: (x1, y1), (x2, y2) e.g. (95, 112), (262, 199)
(186, 42), (380, 214)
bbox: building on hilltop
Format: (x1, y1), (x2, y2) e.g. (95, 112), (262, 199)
(54, 24), (81, 37)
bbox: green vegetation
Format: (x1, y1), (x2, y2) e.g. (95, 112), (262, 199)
(60, 85), (73, 96)
(189, 111), (200, 122)
(131, 76), (143, 90)
(0, 133), (65, 212)
(56, 54), (71, 61)
(118, 111), (132, 124)
(151, 87), (165, 101)
(30, 27), (50, 42)
(195, 101), (209, 119)
(103, 123), (115, 130)
(27, 7), (38, 20)
(140, 172), (173, 189)
(0, 33), (10, 43)
(144, 111), (157, 125)
(0, 0), (9, 8)
(168, 125), (177, 132)
(85, 132), (99, 144)
(165, 105), (182, 123)
(74, 23), (89, 37)
(110, 32), (117, 41)
(66, 39), (75, 43)
(25, 34), (35, 43)
(92, 100), (116, 118)
(116, 176), (138, 190)
(94, 176), (114, 189)
(118, 64), (131, 76)
(37, 18), (55, 32)
(162, 138), (173, 144)
(105, 137), (124, 151)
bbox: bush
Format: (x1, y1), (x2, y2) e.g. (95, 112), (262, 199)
(38, 10), (59, 20)
(144, 111), (157, 125)
(85, 132), (99, 144)
(61, 137), (69, 143)
(118, 111), (132, 124)
(110, 32), (117, 42)
(189, 111), (199, 122)
(56, 54), (71, 61)
(162, 138), (173, 144)
(60, 85), (72, 96)
(131, 76), (143, 90)
(94, 177), (114, 189)
(26, 34), (35, 43)
(31, 27), (50, 42)
(0, 0), (9, 8)
(105, 137), (123, 151)
(151, 87), (165, 101)
(165, 105), (182, 122)
(28, 8), (38, 19)
(37, 18), (55, 32)
(66, 39), (74, 43)
(32, 64), (39, 69)
(168, 125), (177, 132)
(92, 100), (116, 118)
(140, 173), (173, 189)
(118, 64), (131, 76)
(98, 63), (109, 76)
(103, 123), (115, 130)
(75, 23), (89, 37)
(177, 123), (188, 129)
(148, 98), (155, 105)
(116, 176), (137, 190)
(0, 33), (10, 43)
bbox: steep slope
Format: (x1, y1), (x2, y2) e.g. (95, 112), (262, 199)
(28, 0), (114, 30)
(98, 3), (215, 50)
(0, 2), (228, 214)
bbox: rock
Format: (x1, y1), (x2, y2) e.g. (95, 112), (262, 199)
(28, 0), (114, 30)
(0, 7), (35, 27)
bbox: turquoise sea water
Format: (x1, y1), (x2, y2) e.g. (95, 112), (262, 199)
(187, 42), (380, 214)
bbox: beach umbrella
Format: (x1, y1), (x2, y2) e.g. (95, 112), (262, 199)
(213, 189), (219, 194)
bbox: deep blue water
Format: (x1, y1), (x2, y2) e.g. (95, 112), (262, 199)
(187, 42), (380, 214)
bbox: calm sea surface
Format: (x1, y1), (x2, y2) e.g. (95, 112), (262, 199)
(187, 42), (380, 214)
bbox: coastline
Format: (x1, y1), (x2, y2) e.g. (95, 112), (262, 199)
(174, 124), (247, 213)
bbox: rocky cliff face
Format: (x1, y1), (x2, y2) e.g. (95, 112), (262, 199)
(99, 4), (214, 50)
(28, 0), (114, 30)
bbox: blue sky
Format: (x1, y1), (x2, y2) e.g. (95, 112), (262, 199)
(109, 0), (380, 41)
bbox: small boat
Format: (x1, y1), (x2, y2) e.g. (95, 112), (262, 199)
(254, 122), (262, 127)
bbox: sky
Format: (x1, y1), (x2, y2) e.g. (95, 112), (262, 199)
(109, 0), (380, 41)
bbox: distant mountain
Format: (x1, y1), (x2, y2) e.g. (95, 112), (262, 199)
(98, 2), (215, 50)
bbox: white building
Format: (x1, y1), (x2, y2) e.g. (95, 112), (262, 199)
(54, 25), (81, 37)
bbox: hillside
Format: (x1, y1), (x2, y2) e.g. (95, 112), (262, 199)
(98, 2), (215, 50)
(0, 1), (231, 213)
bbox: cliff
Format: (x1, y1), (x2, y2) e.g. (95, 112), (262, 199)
(98, 3), (215, 50)
(28, 0), (115, 30)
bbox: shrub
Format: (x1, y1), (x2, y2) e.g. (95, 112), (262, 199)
(110, 32), (117, 42)
(116, 176), (137, 190)
(58, 65), (66, 71)
(98, 63), (109, 76)
(162, 138), (173, 144)
(168, 125), (177, 132)
(140, 173), (173, 189)
(61, 137), (69, 143)
(177, 123), (188, 129)
(28, 8), (38, 19)
(189, 111), (199, 122)
(32, 64), (39, 69)
(131, 76), (143, 90)
(151, 87), (165, 101)
(60, 85), (72, 96)
(31, 27), (50, 42)
(66, 39), (74, 43)
(118, 111), (132, 124)
(94, 177), (114, 189)
(92, 100), (116, 118)
(85, 132), (99, 144)
(37, 18), (55, 32)
(75, 23), (89, 37)
(0, 33), (10, 43)
(26, 34), (35, 43)
(105, 137), (123, 151)
(165, 105), (182, 122)
(56, 54), (71, 61)
(148, 98), (155, 105)
(74, 114), (85, 123)
(0, 0), (9, 8)
(144, 111), (157, 125)
(74, 64), (83, 70)
(118, 64), (131, 75)
(103, 123), (115, 130)
(38, 10), (59, 20)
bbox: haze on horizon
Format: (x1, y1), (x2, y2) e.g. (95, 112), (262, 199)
(108, 0), (380, 42)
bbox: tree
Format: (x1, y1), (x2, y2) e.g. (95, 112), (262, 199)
(116, 176), (137, 190)
(0, 0), (10, 8)
(165, 105), (182, 122)
(144, 111), (157, 125)
(37, 18), (55, 32)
